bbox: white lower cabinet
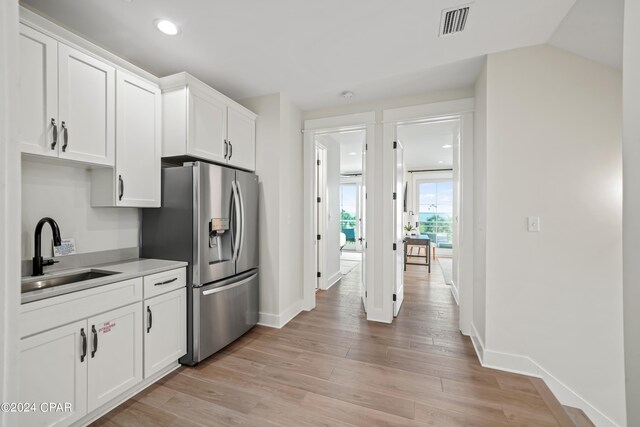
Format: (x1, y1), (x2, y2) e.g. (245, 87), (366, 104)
(19, 320), (88, 427)
(144, 288), (186, 378)
(19, 303), (142, 426)
(87, 303), (143, 412)
(18, 267), (186, 426)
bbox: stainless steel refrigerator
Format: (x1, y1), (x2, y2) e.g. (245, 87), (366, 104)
(141, 161), (258, 365)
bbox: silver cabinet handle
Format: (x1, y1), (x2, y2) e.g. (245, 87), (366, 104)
(228, 140), (233, 160)
(224, 140), (228, 159)
(147, 306), (152, 333)
(154, 277), (178, 286)
(51, 118), (58, 150)
(118, 175), (124, 201)
(61, 121), (68, 152)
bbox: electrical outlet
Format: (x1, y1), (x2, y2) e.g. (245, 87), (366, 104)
(527, 216), (540, 232)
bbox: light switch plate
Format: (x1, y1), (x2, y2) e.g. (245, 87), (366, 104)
(527, 216), (540, 232)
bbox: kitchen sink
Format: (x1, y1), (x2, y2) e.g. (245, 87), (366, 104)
(21, 270), (118, 293)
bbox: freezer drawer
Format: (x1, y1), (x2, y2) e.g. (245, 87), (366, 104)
(196, 270), (258, 361)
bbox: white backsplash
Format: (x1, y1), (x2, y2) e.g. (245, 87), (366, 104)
(22, 158), (140, 260)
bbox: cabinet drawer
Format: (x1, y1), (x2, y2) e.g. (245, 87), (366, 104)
(143, 268), (186, 299)
(21, 278), (142, 338)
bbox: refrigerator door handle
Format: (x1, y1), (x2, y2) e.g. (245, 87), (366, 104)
(202, 272), (258, 295)
(231, 180), (242, 261)
(235, 179), (245, 262)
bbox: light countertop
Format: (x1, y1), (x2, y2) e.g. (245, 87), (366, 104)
(21, 258), (188, 304)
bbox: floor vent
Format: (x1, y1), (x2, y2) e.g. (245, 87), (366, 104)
(440, 6), (470, 36)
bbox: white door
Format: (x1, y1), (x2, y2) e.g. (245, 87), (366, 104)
(188, 88), (227, 164)
(116, 71), (161, 207)
(87, 303), (142, 412)
(144, 288), (187, 378)
(393, 141), (405, 317)
(18, 24), (58, 157)
(19, 320), (88, 427)
(58, 44), (115, 166)
(360, 143), (367, 310)
(315, 144), (327, 290)
(227, 105), (256, 171)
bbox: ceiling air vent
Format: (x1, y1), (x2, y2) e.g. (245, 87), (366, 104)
(439, 6), (470, 36)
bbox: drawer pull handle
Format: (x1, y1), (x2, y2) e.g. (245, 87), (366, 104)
(147, 306), (152, 333)
(91, 325), (98, 358)
(80, 328), (87, 362)
(154, 277), (178, 286)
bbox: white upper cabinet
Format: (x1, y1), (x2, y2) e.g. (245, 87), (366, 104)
(58, 44), (115, 166)
(161, 72), (257, 171)
(227, 104), (256, 171)
(18, 23), (115, 167)
(189, 86), (228, 163)
(18, 24), (58, 157)
(92, 71), (161, 207)
(115, 71), (161, 207)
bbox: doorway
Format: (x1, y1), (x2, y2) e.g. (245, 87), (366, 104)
(314, 128), (365, 293)
(303, 113), (374, 316)
(382, 99), (474, 330)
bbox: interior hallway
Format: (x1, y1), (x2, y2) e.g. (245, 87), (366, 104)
(93, 261), (591, 426)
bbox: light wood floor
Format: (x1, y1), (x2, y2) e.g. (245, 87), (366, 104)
(93, 261), (588, 426)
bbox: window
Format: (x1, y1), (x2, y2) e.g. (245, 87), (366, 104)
(340, 183), (358, 244)
(417, 180), (453, 246)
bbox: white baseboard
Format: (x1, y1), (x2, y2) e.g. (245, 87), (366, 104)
(258, 300), (304, 329)
(449, 281), (459, 305)
(322, 271), (342, 290)
(469, 323), (619, 427)
(470, 322), (485, 362)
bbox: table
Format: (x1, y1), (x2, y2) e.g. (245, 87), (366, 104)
(404, 236), (431, 273)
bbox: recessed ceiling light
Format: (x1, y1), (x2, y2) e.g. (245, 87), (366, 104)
(349, 152), (357, 155)
(442, 144), (453, 148)
(438, 160), (444, 164)
(155, 19), (179, 35)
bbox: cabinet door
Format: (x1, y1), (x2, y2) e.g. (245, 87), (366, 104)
(188, 87), (227, 163)
(58, 44), (115, 166)
(144, 288), (186, 378)
(19, 320), (88, 427)
(116, 71), (161, 207)
(227, 106), (256, 171)
(87, 303), (142, 412)
(18, 24), (59, 157)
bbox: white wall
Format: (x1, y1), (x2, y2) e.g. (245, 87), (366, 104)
(623, 1), (640, 425)
(0, 0), (20, 422)
(480, 45), (625, 426)
(278, 95), (304, 313)
(472, 61), (488, 347)
(240, 93), (304, 327)
(21, 160), (140, 260)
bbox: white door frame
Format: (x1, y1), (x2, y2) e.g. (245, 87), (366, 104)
(303, 112), (375, 313)
(315, 142), (328, 290)
(1, 0), (21, 422)
(382, 99), (474, 332)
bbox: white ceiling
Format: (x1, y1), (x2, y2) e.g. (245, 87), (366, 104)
(21, 0), (577, 110)
(316, 130), (365, 174)
(397, 120), (458, 171)
(549, 0), (624, 70)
